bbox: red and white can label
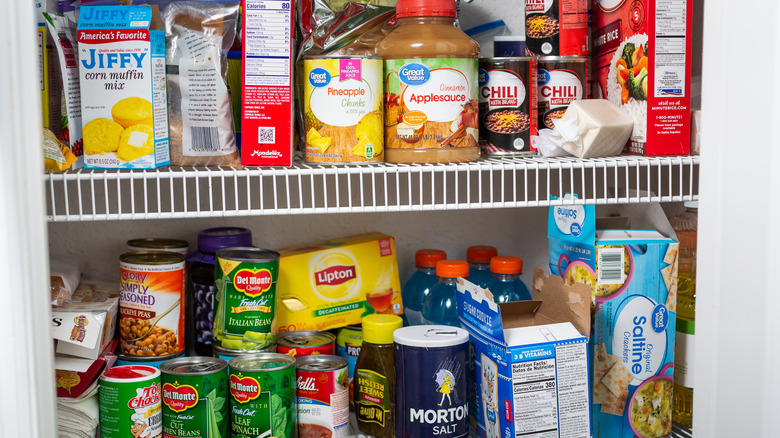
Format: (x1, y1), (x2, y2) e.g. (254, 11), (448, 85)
(296, 367), (350, 438)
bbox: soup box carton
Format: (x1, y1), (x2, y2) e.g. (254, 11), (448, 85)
(274, 233), (402, 332)
(456, 269), (592, 438)
(548, 201), (679, 437)
(77, 5), (170, 169)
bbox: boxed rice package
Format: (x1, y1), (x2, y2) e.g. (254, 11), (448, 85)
(77, 5), (170, 169)
(548, 199), (679, 438)
(592, 0), (692, 155)
(274, 233), (402, 332)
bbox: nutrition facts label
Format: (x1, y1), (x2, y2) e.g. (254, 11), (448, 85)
(244, 0), (292, 87)
(511, 342), (590, 438)
(654, 0), (688, 97)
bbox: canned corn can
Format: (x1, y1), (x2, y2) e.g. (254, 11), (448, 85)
(296, 355), (350, 438)
(213, 343), (277, 362)
(99, 365), (162, 438)
(228, 353), (296, 438)
(277, 330), (336, 358)
(160, 357), (229, 438)
(119, 252), (186, 357)
(127, 238), (190, 256)
(537, 56), (588, 130)
(213, 248), (280, 351)
(394, 325), (470, 438)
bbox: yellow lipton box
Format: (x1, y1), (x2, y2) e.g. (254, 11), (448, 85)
(275, 233), (402, 333)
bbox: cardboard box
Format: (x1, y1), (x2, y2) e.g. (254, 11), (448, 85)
(241, 0), (295, 166)
(591, 0), (692, 155)
(548, 201), (678, 437)
(457, 269), (592, 438)
(51, 281), (119, 361)
(275, 233), (402, 332)
(55, 339), (117, 398)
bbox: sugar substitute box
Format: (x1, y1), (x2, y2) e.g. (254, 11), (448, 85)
(77, 5), (170, 169)
(548, 201), (679, 438)
(457, 274), (592, 438)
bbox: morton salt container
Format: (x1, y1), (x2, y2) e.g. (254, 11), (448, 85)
(394, 325), (469, 438)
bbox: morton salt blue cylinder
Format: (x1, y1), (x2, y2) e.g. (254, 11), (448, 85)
(394, 325), (469, 438)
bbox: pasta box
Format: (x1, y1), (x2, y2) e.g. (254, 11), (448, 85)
(591, 0), (693, 155)
(548, 201), (679, 438)
(51, 281), (120, 361)
(456, 270), (592, 438)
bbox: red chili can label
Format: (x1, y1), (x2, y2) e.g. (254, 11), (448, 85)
(525, 0), (589, 56)
(537, 56), (588, 130)
(296, 355), (350, 438)
(277, 330), (336, 358)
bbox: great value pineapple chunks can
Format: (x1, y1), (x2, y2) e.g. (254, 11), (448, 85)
(303, 56), (384, 164)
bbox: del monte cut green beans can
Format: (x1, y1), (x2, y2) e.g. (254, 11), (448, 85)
(160, 357), (228, 438)
(213, 248), (280, 351)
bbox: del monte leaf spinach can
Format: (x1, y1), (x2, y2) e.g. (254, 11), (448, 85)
(160, 357), (228, 438)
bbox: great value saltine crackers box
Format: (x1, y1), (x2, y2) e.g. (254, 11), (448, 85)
(548, 200), (679, 438)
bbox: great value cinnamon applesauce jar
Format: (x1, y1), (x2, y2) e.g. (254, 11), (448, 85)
(376, 0), (480, 164)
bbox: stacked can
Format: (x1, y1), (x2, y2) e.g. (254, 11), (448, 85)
(160, 357), (229, 438)
(296, 355), (350, 438)
(277, 330), (336, 358)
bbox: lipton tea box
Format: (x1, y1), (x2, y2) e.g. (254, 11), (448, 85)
(77, 5), (169, 169)
(275, 233), (402, 333)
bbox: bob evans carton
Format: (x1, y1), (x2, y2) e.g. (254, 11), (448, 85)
(548, 202), (679, 438)
(77, 5), (170, 169)
(275, 233), (402, 332)
(457, 270), (592, 438)
(591, 0), (692, 155)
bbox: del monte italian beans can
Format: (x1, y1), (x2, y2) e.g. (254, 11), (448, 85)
(99, 365), (162, 438)
(160, 357), (229, 438)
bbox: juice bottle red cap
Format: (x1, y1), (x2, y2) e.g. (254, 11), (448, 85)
(467, 246), (497, 263)
(436, 260), (470, 278)
(490, 256), (523, 274)
(396, 0), (457, 18)
(416, 249), (447, 267)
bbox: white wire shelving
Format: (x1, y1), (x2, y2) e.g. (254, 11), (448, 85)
(45, 155), (700, 222)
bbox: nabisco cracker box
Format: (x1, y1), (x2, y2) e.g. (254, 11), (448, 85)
(274, 233), (402, 332)
(241, 0), (295, 166)
(77, 5), (170, 169)
(592, 0), (692, 156)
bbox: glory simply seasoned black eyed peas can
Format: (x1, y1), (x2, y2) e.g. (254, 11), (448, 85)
(228, 353), (296, 438)
(160, 357), (229, 438)
(99, 365), (163, 438)
(213, 248), (280, 351)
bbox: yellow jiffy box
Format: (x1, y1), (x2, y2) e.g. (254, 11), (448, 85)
(275, 233), (403, 333)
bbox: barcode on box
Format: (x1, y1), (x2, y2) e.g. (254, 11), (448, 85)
(258, 127), (275, 144)
(191, 127), (220, 152)
(597, 247), (625, 284)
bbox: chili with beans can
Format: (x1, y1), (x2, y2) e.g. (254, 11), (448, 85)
(537, 56), (588, 130)
(296, 355), (350, 438)
(276, 330), (336, 358)
(525, 0), (588, 56)
(119, 252), (186, 357)
(228, 353), (296, 438)
(478, 57), (538, 156)
(160, 357), (229, 438)
(99, 365), (162, 438)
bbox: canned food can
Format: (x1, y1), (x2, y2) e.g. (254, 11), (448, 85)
(228, 353), (296, 438)
(99, 365), (162, 438)
(296, 355), (350, 438)
(116, 351), (185, 369)
(160, 357), (229, 438)
(537, 56), (588, 130)
(277, 330), (336, 358)
(119, 252), (186, 357)
(213, 248), (280, 350)
(525, 0), (588, 56)
(335, 325), (362, 381)
(394, 326), (470, 438)
(213, 343), (277, 362)
(303, 56), (384, 164)
(127, 238), (190, 256)
(478, 57), (538, 156)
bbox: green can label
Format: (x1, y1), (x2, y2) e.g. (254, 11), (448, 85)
(162, 374), (228, 438)
(229, 367), (295, 438)
(99, 366), (163, 438)
(355, 369), (389, 427)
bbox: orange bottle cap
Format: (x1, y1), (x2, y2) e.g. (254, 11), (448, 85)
(466, 246), (497, 263)
(490, 256), (523, 274)
(436, 260), (470, 278)
(415, 249), (447, 267)
(396, 0), (457, 18)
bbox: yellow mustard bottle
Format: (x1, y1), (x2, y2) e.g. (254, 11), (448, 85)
(376, 0), (480, 164)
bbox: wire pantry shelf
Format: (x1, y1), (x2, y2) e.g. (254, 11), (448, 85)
(45, 155), (700, 222)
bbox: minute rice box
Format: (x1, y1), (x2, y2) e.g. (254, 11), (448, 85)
(77, 5), (170, 169)
(548, 202), (679, 438)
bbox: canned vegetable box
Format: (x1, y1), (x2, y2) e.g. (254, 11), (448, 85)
(548, 200), (679, 438)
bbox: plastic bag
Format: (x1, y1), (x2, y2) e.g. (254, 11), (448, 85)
(50, 257), (83, 307)
(163, 0), (241, 167)
(464, 19), (509, 57)
(43, 128), (78, 173)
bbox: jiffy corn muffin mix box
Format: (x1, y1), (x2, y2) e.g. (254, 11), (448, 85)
(548, 200), (679, 438)
(77, 5), (169, 169)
